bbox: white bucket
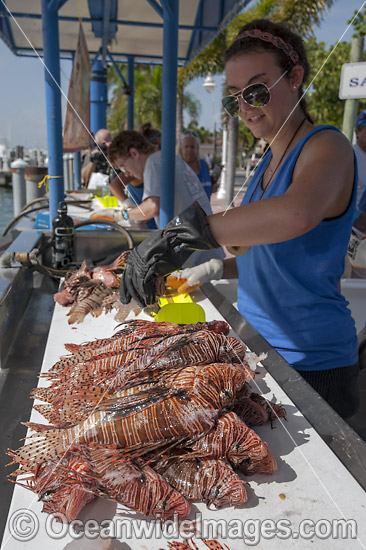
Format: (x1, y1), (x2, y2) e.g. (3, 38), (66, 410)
(341, 278), (366, 334)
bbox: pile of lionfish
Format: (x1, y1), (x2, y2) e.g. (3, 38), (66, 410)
(8, 319), (286, 525)
(53, 251), (142, 324)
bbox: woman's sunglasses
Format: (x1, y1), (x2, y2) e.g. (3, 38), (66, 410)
(222, 69), (289, 117)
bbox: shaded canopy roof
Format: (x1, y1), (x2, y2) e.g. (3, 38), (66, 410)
(0, 0), (252, 64)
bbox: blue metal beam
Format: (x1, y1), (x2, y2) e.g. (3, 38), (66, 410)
(107, 49), (127, 86)
(159, 0), (178, 227)
(48, 0), (66, 11)
(91, 48), (101, 66)
(160, 0), (172, 19)
(15, 46), (187, 61)
(0, 2), (16, 51)
(188, 0), (251, 62)
(219, 0), (225, 20)
(6, 11), (217, 31)
(186, 0), (204, 62)
(102, 0), (112, 63)
(90, 61), (108, 134)
(21, 51), (170, 66)
(41, 0), (64, 224)
(146, 0), (163, 19)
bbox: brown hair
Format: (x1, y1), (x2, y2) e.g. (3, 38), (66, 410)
(108, 130), (155, 162)
(225, 19), (313, 123)
(140, 122), (161, 145)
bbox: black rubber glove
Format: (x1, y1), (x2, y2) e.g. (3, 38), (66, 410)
(120, 201), (220, 306)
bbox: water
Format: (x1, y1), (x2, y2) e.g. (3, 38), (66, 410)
(0, 186), (14, 235)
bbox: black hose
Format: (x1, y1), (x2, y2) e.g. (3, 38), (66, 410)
(2, 205), (48, 237)
(2, 203), (134, 250)
(74, 219), (134, 249)
(2, 200), (92, 237)
(19, 197), (49, 213)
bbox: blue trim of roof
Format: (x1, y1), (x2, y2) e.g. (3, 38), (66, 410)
(15, 45), (186, 62)
(88, 0), (118, 40)
(21, 51), (167, 65)
(186, 0), (204, 62)
(0, 1), (17, 52)
(187, 0), (252, 62)
(0, 0), (253, 63)
(5, 12), (217, 31)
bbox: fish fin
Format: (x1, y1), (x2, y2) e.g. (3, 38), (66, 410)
(7, 432), (64, 469)
(96, 387), (180, 416)
(64, 342), (80, 352)
(31, 387), (56, 403)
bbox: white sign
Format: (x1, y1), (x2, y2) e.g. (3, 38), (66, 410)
(339, 62), (366, 99)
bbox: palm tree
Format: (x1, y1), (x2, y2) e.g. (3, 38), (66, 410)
(108, 64), (200, 136)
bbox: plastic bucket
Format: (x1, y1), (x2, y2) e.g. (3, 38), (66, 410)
(341, 278), (366, 333)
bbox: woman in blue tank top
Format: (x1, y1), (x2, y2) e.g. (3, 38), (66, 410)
(119, 20), (359, 420)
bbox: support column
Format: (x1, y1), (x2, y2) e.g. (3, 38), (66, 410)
(217, 123), (228, 200)
(41, 0), (64, 224)
(159, 0), (178, 227)
(342, 35), (364, 142)
(90, 60), (108, 134)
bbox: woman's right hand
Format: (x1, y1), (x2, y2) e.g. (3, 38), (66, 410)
(119, 202), (220, 306)
(169, 259), (224, 293)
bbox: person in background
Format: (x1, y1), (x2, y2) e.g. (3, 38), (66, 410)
(81, 129), (112, 187)
(141, 122), (162, 151)
(108, 124), (161, 230)
(179, 133), (218, 199)
(108, 129), (224, 267)
(353, 111), (366, 216)
(119, 19), (359, 421)
(205, 152), (213, 170)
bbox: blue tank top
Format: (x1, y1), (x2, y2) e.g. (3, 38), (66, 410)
(237, 125), (358, 371)
(127, 183), (157, 230)
(197, 159), (212, 199)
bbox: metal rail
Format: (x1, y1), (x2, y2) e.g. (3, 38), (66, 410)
(202, 281), (366, 491)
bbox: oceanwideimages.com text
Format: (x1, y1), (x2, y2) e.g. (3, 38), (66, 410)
(8, 510), (358, 546)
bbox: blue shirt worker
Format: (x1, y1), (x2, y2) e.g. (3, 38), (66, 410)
(118, 19), (359, 422)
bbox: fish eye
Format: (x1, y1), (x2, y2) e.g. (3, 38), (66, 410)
(39, 489), (56, 500)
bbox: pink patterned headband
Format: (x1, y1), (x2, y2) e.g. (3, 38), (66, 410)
(234, 29), (300, 66)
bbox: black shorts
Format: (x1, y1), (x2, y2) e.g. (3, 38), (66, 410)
(298, 363), (360, 420)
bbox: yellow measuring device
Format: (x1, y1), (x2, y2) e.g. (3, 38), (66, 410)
(155, 287), (205, 324)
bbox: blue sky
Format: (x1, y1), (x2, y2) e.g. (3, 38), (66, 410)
(0, 0), (365, 148)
